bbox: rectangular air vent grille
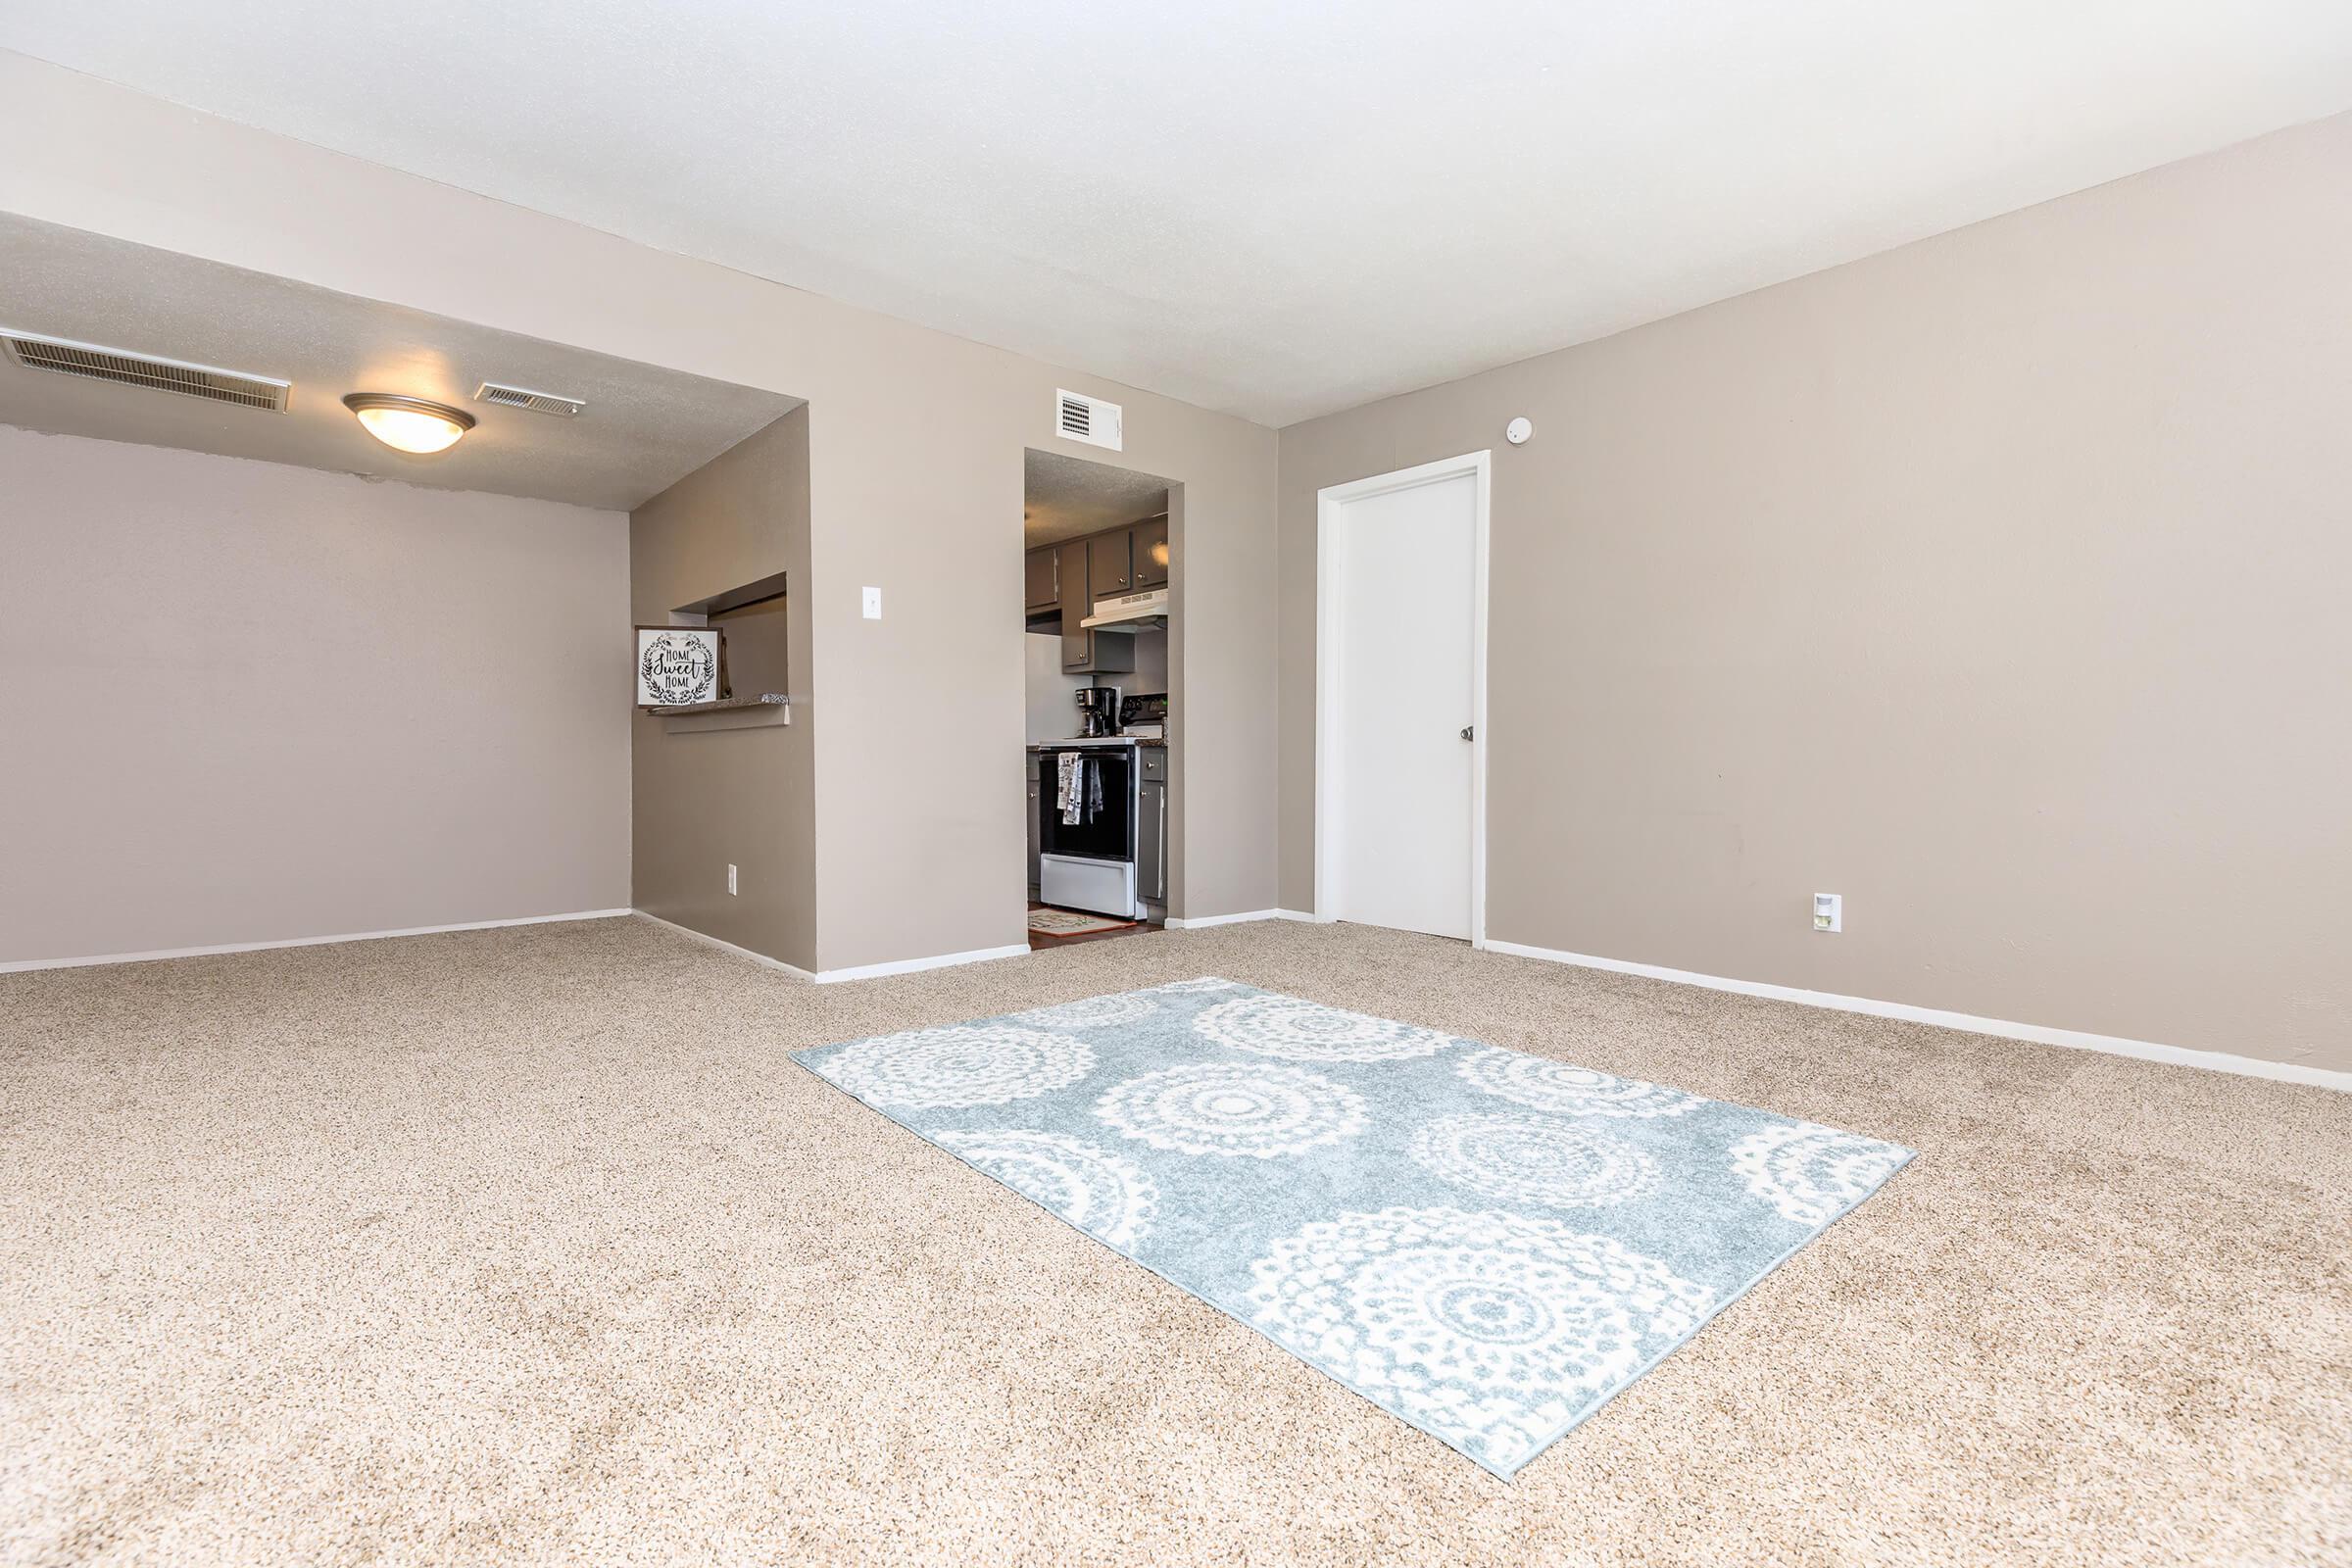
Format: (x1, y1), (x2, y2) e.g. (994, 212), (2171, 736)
(1, 328), (288, 412)
(1054, 388), (1123, 451)
(475, 381), (586, 417)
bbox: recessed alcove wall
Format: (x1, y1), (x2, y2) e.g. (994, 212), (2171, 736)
(0, 423), (630, 963)
(629, 407), (816, 967)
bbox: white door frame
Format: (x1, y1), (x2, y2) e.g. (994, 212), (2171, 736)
(1313, 450), (1491, 947)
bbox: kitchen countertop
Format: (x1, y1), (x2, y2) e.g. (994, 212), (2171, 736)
(648, 693), (791, 714)
(1027, 735), (1165, 750)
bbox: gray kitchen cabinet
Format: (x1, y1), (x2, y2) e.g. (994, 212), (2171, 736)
(1023, 547), (1058, 617)
(1056, 538), (1088, 671)
(1090, 529), (1134, 598)
(1066, 627), (1135, 675)
(1026, 767), (1042, 896)
(1029, 516), (1157, 671)
(1134, 514), (1169, 589)
(1137, 774), (1166, 904)
(1059, 536), (1134, 674)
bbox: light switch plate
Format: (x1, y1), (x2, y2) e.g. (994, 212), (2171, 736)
(861, 586), (882, 619)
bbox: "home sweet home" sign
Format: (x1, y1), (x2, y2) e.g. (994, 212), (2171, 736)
(634, 625), (727, 708)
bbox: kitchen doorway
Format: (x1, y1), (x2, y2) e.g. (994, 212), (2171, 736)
(1021, 448), (1175, 946)
(1314, 451), (1490, 943)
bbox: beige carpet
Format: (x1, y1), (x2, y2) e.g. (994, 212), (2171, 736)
(3, 917), (2346, 1567)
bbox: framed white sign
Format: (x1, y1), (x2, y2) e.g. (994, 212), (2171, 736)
(635, 625), (727, 708)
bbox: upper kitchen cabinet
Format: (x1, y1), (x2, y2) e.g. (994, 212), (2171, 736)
(1134, 514), (1168, 589)
(1058, 536), (1133, 673)
(1055, 538), (1087, 627)
(1023, 546), (1059, 618)
(1089, 529), (1134, 599)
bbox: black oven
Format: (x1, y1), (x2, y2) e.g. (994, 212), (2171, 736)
(1035, 746), (1135, 862)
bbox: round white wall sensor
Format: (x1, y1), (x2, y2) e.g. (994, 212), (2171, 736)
(1505, 416), (1533, 445)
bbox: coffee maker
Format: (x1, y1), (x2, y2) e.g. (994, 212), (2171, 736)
(1074, 686), (1119, 738)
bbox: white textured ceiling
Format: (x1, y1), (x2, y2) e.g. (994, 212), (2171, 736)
(1023, 450), (1169, 550)
(6, 3), (2350, 426)
(0, 215), (795, 511)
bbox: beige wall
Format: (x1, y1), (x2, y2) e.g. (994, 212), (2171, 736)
(0, 50), (1281, 974)
(1280, 112), (2352, 1071)
(796, 375), (1275, 969)
(630, 413), (817, 969)
(0, 424), (629, 962)
(23, 48), (2331, 1060)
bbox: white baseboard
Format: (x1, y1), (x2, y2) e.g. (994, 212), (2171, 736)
(45, 904), (2308, 1091)
(1166, 908), (1322, 929)
(0, 908), (634, 974)
(630, 910), (816, 980)
(1481, 938), (2351, 1094)
(813, 944), (1030, 984)
(1166, 908), (1277, 929)
(631, 912), (1028, 985)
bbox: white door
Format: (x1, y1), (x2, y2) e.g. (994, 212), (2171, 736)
(1317, 454), (1488, 942)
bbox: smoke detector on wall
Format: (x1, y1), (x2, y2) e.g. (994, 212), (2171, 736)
(1054, 388), (1123, 451)
(475, 381), (586, 417)
(1, 327), (289, 413)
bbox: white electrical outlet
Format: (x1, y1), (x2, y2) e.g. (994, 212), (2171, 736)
(727, 863), (739, 896)
(1813, 893), (1841, 933)
(861, 586), (882, 619)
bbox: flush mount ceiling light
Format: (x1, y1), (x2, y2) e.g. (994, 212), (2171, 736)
(342, 392), (474, 455)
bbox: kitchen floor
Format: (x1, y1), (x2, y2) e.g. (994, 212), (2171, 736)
(1027, 902), (1161, 951)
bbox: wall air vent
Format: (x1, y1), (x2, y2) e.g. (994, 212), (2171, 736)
(475, 381), (586, 417)
(0, 328), (288, 412)
(1054, 388), (1123, 451)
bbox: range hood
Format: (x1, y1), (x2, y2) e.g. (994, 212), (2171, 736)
(1080, 587), (1169, 629)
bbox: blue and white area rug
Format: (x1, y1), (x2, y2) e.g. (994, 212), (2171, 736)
(793, 978), (1912, 1479)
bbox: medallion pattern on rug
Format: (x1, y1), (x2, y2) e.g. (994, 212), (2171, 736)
(935, 1129), (1159, 1248)
(795, 979), (1912, 1479)
(1194, 993), (1456, 1061)
(1730, 1121), (1911, 1225)
(1408, 1113), (1662, 1208)
(1455, 1047), (1704, 1118)
(817, 1024), (1095, 1108)
(1096, 1061), (1369, 1158)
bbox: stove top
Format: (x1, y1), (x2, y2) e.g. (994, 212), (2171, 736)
(1029, 734), (1151, 749)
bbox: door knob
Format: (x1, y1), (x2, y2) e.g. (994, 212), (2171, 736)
(1460, 725), (1475, 741)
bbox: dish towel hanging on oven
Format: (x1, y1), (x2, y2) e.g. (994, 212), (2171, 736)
(1055, 751), (1105, 826)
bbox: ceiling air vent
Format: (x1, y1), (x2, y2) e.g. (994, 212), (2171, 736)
(1054, 388), (1123, 451)
(475, 381), (586, 417)
(0, 328), (288, 412)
